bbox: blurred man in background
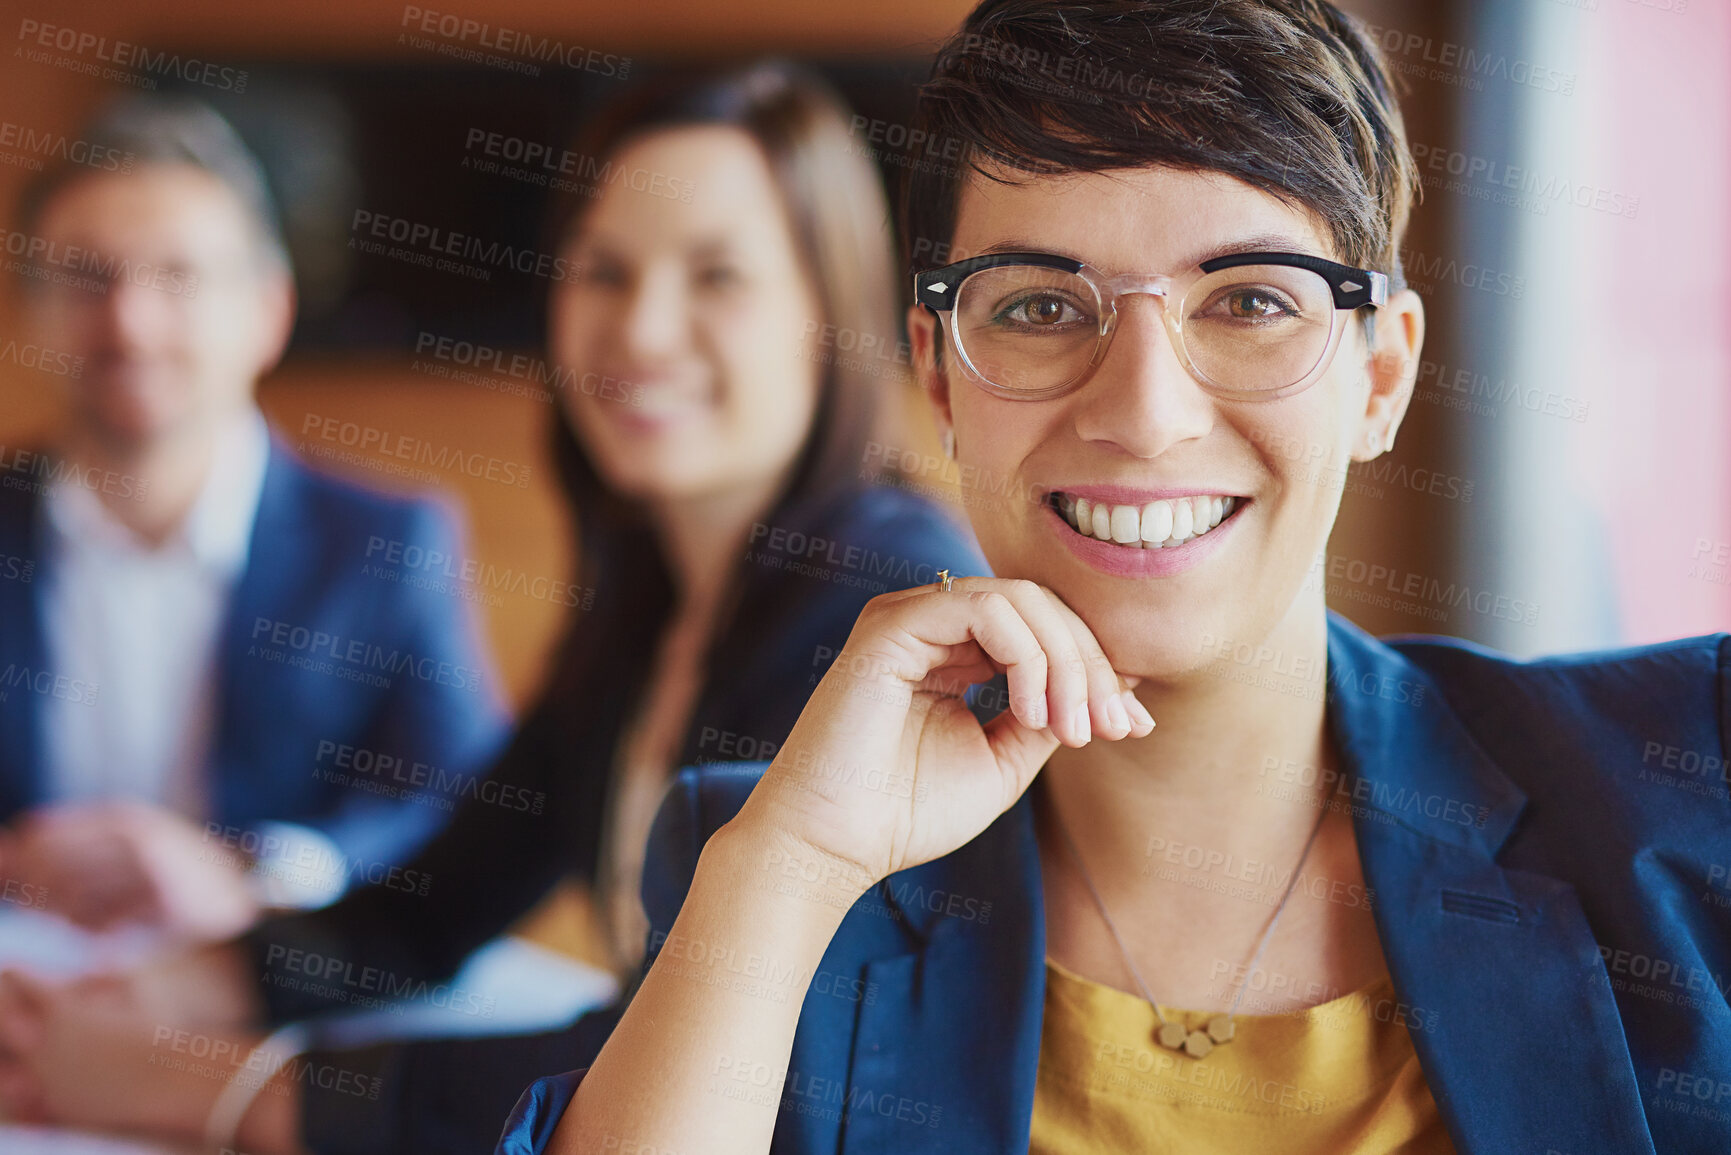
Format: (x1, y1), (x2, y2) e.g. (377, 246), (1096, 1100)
(0, 96), (508, 940)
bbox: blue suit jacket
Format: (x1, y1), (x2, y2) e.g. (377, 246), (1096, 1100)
(0, 439), (510, 872)
(497, 613), (1731, 1155)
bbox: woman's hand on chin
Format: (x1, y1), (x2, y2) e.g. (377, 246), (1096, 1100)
(739, 576), (1153, 888)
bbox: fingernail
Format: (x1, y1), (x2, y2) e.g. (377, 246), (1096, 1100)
(1124, 692), (1155, 730)
(1029, 695), (1048, 730)
(1106, 694), (1131, 736)
(1072, 702), (1092, 743)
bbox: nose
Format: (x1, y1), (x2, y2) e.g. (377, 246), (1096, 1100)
(1069, 292), (1215, 458)
(95, 277), (167, 353)
(618, 264), (688, 362)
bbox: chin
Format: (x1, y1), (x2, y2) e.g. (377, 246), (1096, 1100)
(90, 403), (182, 448)
(595, 456), (716, 504)
(1068, 585), (1229, 680)
(981, 539), (1245, 682)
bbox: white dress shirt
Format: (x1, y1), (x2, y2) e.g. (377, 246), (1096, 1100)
(35, 411), (349, 908)
(40, 408), (271, 814)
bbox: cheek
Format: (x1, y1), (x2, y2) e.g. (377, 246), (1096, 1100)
(179, 304), (264, 384)
(548, 291), (603, 367)
(1238, 411), (1357, 574)
(562, 390), (604, 451)
(950, 391), (1053, 541)
(713, 352), (818, 462)
(704, 302), (818, 415)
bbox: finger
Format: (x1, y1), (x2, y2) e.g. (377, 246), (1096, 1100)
(58, 865), (150, 931)
(981, 702), (1064, 799)
(0, 972), (47, 1055)
(950, 588), (1052, 732)
(0, 1059), (46, 1120)
(845, 584), (1051, 732)
(917, 640), (996, 699)
(40, 830), (151, 929)
(917, 640), (987, 695)
(979, 579), (1098, 746)
(1043, 591), (1156, 739)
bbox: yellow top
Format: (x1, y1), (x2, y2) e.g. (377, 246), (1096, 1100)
(1029, 958), (1457, 1154)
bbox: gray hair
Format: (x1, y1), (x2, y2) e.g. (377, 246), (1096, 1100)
(18, 94), (290, 274)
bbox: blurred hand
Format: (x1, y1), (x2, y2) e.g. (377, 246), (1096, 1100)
(0, 968), (248, 1136)
(741, 576), (1153, 888)
(2, 801), (259, 940)
(128, 941), (267, 1031)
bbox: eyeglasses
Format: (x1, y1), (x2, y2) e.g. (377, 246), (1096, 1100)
(914, 251), (1387, 402)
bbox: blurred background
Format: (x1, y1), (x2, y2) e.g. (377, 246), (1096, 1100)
(0, 0), (1727, 957)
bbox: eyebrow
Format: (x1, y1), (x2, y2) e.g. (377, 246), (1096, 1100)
(971, 231), (1322, 271)
(570, 233), (741, 261)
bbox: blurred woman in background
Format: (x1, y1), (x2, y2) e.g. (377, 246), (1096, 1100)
(0, 60), (986, 1154)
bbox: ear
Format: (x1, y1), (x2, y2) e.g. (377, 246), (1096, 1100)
(1352, 288), (1424, 462)
(249, 263), (298, 383)
(906, 302), (953, 442)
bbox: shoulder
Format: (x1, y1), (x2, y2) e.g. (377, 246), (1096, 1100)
(784, 484), (985, 574)
(266, 438), (460, 545)
(1386, 628), (1730, 829)
(1388, 628), (1727, 743)
(0, 474), (38, 546)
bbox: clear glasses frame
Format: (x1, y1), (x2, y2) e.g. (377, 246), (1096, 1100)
(914, 250), (1389, 402)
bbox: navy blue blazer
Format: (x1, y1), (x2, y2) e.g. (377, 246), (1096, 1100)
(497, 613), (1731, 1155)
(0, 439), (510, 872)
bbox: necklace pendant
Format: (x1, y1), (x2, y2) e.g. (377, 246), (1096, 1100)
(1156, 1016), (1234, 1058)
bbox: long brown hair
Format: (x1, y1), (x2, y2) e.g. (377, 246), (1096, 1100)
(539, 61), (903, 874)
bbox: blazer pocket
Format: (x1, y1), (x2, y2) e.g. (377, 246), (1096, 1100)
(1439, 888), (1523, 924)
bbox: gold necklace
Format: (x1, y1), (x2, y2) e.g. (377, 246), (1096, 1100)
(1051, 800), (1329, 1059)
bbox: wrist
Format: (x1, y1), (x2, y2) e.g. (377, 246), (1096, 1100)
(233, 1063), (307, 1155)
(714, 805), (879, 913)
(639, 818), (870, 1000)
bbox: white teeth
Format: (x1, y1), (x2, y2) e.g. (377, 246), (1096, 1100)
(1140, 500), (1173, 544)
(1110, 504), (1140, 544)
(1060, 493), (1240, 548)
(1171, 501), (1194, 541)
(1090, 503), (1111, 541)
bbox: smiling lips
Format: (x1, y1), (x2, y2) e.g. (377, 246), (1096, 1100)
(1049, 491), (1243, 549)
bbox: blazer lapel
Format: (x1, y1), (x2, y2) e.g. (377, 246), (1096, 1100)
(832, 798), (1047, 1155)
(0, 487), (48, 817)
(208, 443), (317, 820)
(1327, 616), (1654, 1155)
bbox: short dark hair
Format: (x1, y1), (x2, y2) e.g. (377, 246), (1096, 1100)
(902, 0), (1418, 289)
(17, 94), (289, 272)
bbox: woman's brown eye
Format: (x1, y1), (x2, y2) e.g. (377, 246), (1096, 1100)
(1027, 296), (1065, 324)
(1229, 292), (1281, 318)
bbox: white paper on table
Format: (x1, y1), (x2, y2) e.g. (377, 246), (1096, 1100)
(0, 906), (620, 1047)
(0, 1123), (176, 1154)
(311, 933), (620, 1047)
(0, 908), (162, 979)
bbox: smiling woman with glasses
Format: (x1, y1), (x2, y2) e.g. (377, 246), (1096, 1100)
(495, 3), (1729, 1154)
